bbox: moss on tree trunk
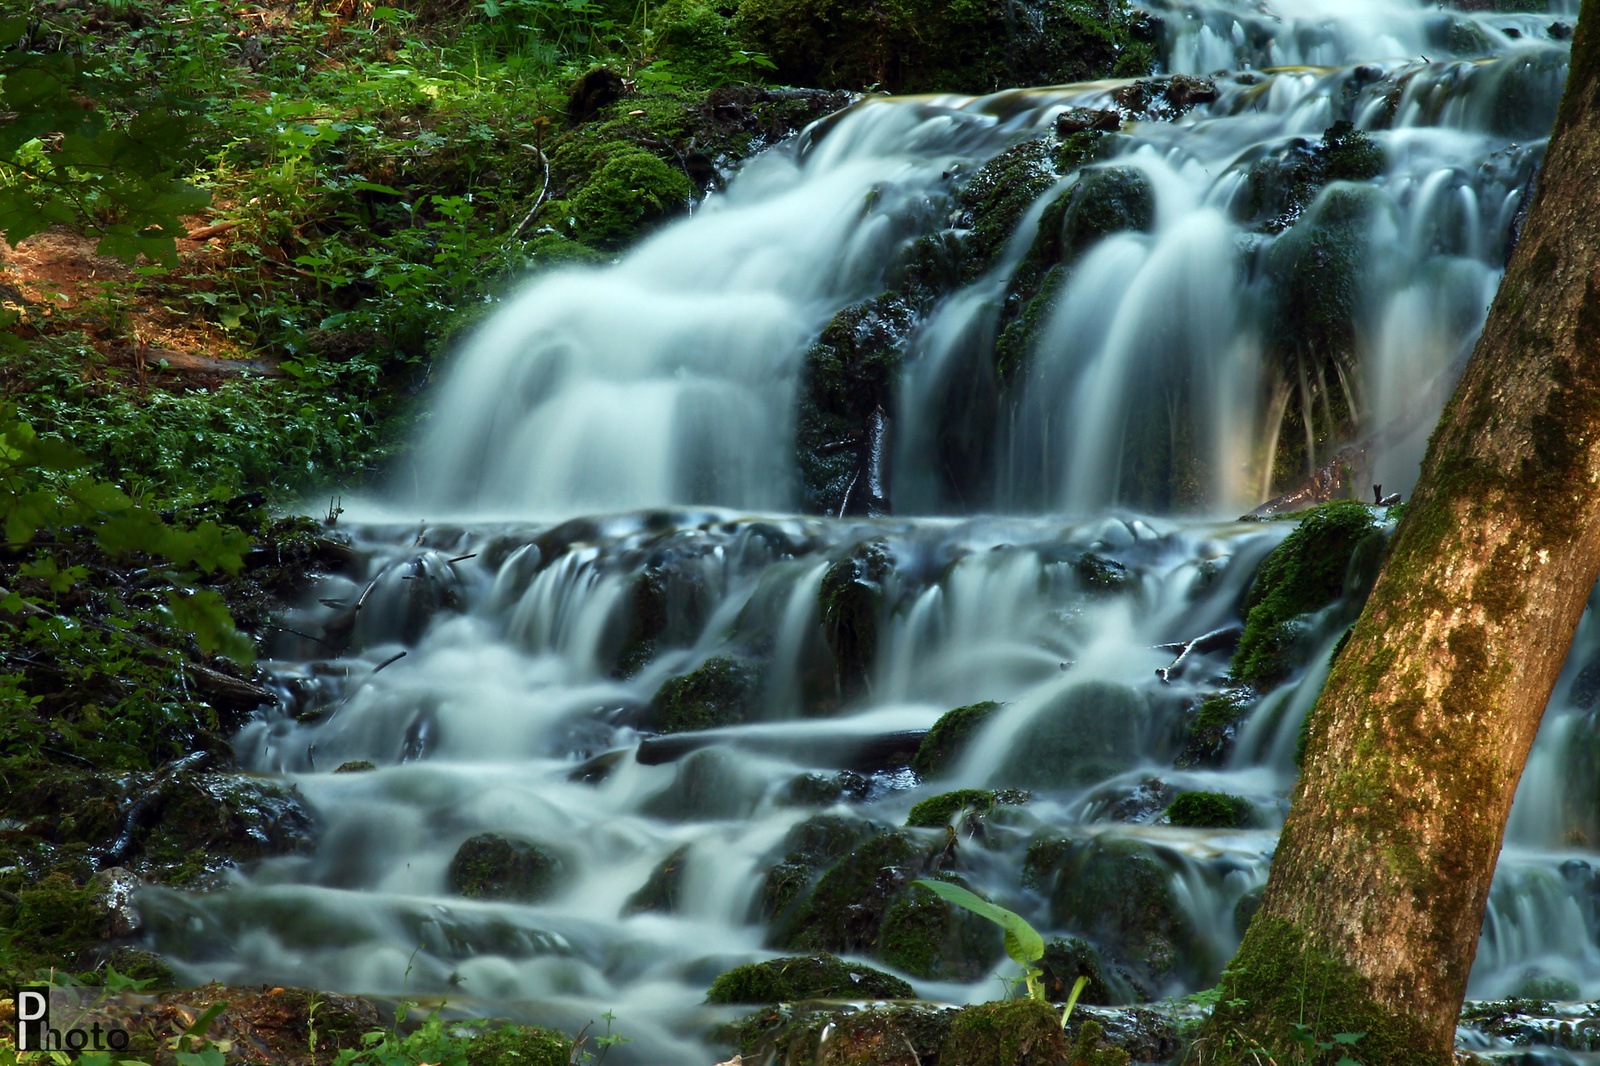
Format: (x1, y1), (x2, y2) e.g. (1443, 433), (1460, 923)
(1201, 4), (1600, 1064)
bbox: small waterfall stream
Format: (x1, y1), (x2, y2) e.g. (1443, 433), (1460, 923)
(141, 1), (1600, 1061)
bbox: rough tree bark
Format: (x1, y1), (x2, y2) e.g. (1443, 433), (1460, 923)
(1201, 4), (1600, 1065)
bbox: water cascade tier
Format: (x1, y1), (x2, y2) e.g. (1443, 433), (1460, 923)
(141, 1), (1600, 1063)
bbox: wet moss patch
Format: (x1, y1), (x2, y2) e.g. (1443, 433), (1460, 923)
(707, 953), (915, 1003)
(911, 700), (1001, 778)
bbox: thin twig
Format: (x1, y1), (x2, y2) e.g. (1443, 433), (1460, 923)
(508, 146), (552, 242)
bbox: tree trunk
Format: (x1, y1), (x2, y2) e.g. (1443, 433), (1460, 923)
(1202, 5), (1600, 1065)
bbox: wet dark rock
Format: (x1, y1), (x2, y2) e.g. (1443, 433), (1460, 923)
(783, 770), (873, 806)
(1243, 120), (1384, 235)
(760, 814), (880, 922)
(819, 543), (891, 703)
(90, 866), (142, 939)
(911, 700), (1002, 779)
(622, 844), (692, 916)
(641, 747), (764, 821)
(1550, 21), (1574, 39)
(991, 681), (1148, 790)
(1111, 73), (1219, 121)
(777, 831), (928, 955)
(1089, 777), (1177, 823)
(448, 833), (569, 903)
(648, 655), (764, 733)
(333, 759), (376, 773)
(722, 1002), (956, 1066)
(614, 555), (711, 678)
(1057, 107), (1122, 135)
(1039, 935), (1117, 1005)
(1166, 791), (1255, 829)
(1026, 835), (1196, 984)
(707, 953), (914, 1003)
(878, 874), (1004, 980)
(1234, 887), (1263, 936)
(1075, 551), (1133, 593)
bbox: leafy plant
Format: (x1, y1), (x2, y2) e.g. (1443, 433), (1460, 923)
(910, 877), (1087, 1024)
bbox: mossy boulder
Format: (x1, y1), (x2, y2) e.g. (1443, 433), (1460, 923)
(912, 700), (1002, 778)
(761, 814), (880, 921)
(819, 543), (891, 701)
(1026, 835), (1193, 982)
(642, 747), (766, 820)
(940, 999), (1071, 1066)
(1231, 501), (1381, 687)
(622, 844), (692, 916)
(777, 831), (928, 955)
(567, 146), (694, 249)
(1066, 1018), (1133, 1066)
(1175, 688), (1255, 768)
(1166, 791), (1255, 829)
(723, 1003), (955, 1065)
(904, 788), (1031, 828)
(878, 875), (1004, 981)
(990, 681), (1149, 790)
(333, 759), (376, 773)
(1039, 935), (1118, 1005)
(707, 953), (915, 1003)
(797, 299), (917, 515)
(648, 655), (764, 733)
(782, 769), (872, 806)
(448, 833), (569, 903)
(733, 0), (1155, 95)
(1242, 120), (1384, 234)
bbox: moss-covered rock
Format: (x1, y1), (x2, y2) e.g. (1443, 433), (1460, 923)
(878, 875), (1004, 981)
(641, 747), (765, 820)
(566, 146), (694, 249)
(778, 831), (928, 955)
(733, 0), (1155, 95)
(819, 543), (891, 702)
(333, 759), (377, 773)
(1165, 791), (1255, 829)
(648, 655), (764, 733)
(1027, 835), (1194, 982)
(1234, 887), (1263, 936)
(990, 681), (1148, 789)
(782, 770), (872, 807)
(1039, 935), (1117, 1005)
(622, 844), (692, 916)
(1242, 120), (1384, 234)
(1231, 501), (1381, 687)
(1066, 1017), (1133, 1066)
(722, 1002), (955, 1065)
(761, 814), (880, 921)
(707, 953), (915, 1003)
(911, 700), (1002, 778)
(904, 788), (1031, 828)
(940, 999), (1071, 1066)
(1175, 688), (1256, 768)
(448, 833), (569, 902)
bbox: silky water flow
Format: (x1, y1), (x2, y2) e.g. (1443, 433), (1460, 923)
(139, 2), (1599, 1061)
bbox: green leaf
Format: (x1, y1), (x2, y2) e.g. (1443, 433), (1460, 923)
(909, 879), (1044, 966)
(166, 588), (254, 662)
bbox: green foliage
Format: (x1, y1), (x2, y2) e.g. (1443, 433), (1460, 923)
(0, 17), (210, 262)
(1232, 501), (1381, 687)
(328, 1008), (572, 1066)
(910, 879), (1047, 1003)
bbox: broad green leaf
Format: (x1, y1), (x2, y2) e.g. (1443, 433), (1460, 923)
(166, 589), (254, 662)
(910, 879), (1044, 965)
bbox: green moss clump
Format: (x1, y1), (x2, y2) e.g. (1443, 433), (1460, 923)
(911, 700), (1001, 778)
(464, 1025), (572, 1066)
(1244, 120), (1384, 234)
(1166, 791), (1255, 829)
(940, 999), (1071, 1066)
(648, 655), (763, 733)
(567, 147), (693, 249)
(904, 788), (1031, 828)
(1, 872), (105, 974)
(760, 815), (878, 920)
(732, 0), (1154, 95)
(448, 833), (568, 903)
(706, 953), (915, 1003)
(333, 760), (377, 773)
(1231, 501), (1381, 687)
(1039, 936), (1117, 1005)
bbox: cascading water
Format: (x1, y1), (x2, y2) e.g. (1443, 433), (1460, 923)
(140, 1), (1600, 1061)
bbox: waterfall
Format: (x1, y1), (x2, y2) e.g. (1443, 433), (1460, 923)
(144, 2), (1597, 1062)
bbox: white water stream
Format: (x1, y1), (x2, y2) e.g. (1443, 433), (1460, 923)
(141, 2), (1596, 1061)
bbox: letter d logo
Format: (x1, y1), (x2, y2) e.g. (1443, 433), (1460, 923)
(16, 987), (48, 1051)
